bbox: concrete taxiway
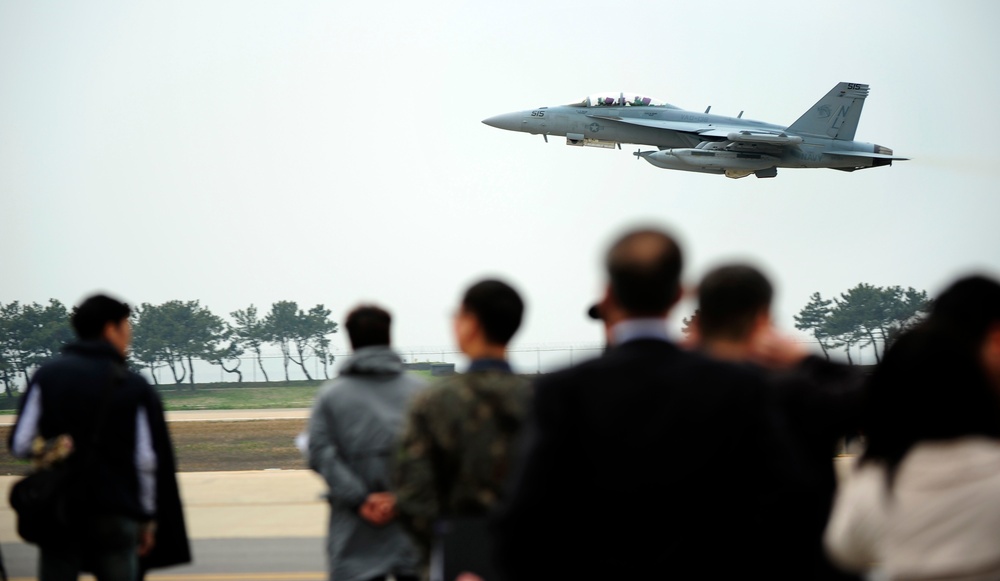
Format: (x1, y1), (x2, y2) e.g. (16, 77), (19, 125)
(0, 408), (313, 428)
(0, 404), (861, 579)
(1, 469), (329, 580)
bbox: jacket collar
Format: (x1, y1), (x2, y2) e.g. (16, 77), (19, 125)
(63, 339), (126, 363)
(610, 318), (671, 346)
(467, 358), (513, 374)
(341, 345), (404, 376)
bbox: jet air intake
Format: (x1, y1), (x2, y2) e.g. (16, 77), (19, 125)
(566, 133), (618, 149)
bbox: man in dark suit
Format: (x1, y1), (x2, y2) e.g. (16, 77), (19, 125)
(492, 227), (793, 580)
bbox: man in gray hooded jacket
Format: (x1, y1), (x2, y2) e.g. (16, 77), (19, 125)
(308, 305), (428, 581)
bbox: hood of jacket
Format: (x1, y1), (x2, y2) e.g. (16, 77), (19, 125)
(341, 345), (404, 376)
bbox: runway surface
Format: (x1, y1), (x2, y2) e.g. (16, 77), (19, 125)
(1, 470), (329, 580)
(0, 408), (312, 428)
(0, 405), (861, 578)
(3, 538), (327, 580)
(164, 409), (312, 423)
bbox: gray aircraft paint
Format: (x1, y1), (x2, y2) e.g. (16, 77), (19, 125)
(483, 83), (907, 179)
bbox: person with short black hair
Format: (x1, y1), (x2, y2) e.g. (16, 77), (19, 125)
(10, 293), (190, 581)
(70, 295), (133, 342)
(307, 303), (427, 581)
(826, 275), (1000, 580)
(393, 279), (530, 581)
(493, 227), (797, 580)
(458, 280), (524, 346)
(696, 264), (773, 345)
(344, 305), (392, 350)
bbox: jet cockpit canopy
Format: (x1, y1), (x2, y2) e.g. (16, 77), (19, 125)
(570, 92), (678, 108)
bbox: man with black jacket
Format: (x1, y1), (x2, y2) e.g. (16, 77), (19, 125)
(692, 264), (865, 580)
(10, 294), (189, 581)
(493, 228), (794, 580)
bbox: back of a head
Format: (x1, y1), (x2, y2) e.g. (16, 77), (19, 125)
(345, 305), (392, 350)
(927, 275), (1000, 348)
(71, 294), (131, 340)
(462, 279), (524, 346)
(697, 264), (773, 342)
(605, 228), (683, 317)
(862, 275), (1000, 482)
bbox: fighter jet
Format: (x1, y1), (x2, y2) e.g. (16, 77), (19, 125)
(483, 82), (907, 179)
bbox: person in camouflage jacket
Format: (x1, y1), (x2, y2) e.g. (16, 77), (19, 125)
(393, 280), (531, 579)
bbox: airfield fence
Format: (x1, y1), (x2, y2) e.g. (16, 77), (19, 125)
(142, 343), (609, 385)
(4, 339), (861, 391)
(137, 338), (854, 385)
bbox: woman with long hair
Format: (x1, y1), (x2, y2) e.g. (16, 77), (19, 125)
(825, 275), (1000, 580)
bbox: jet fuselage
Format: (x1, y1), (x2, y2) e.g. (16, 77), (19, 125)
(483, 85), (905, 179)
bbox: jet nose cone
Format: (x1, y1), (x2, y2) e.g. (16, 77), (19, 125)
(482, 112), (523, 132)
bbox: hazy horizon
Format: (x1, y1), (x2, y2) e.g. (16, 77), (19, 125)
(3, 1), (998, 368)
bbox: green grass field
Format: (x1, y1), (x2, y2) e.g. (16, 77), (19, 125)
(0, 371), (443, 474)
(0, 420), (309, 474)
(157, 384), (323, 411)
(0, 371), (437, 413)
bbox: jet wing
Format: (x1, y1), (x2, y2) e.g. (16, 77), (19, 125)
(589, 114), (723, 135)
(588, 115), (801, 145)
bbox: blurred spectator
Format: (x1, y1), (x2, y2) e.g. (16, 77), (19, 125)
(393, 280), (530, 581)
(493, 228), (795, 580)
(307, 305), (427, 581)
(694, 264), (864, 581)
(825, 275), (1000, 580)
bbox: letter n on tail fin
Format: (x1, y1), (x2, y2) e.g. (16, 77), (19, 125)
(787, 82), (869, 141)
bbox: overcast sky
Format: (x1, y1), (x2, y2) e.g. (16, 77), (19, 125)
(2, 1), (999, 368)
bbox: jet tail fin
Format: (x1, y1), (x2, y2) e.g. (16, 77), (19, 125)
(787, 82), (869, 141)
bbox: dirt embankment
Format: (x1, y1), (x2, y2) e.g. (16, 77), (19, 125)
(0, 419), (309, 475)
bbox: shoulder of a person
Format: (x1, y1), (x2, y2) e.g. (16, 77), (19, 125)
(553, 349), (623, 376)
(421, 374), (467, 399)
(124, 370), (160, 400)
(825, 459), (887, 571)
(402, 372), (431, 391)
(901, 437), (1000, 477)
(772, 357), (864, 400)
(532, 362), (590, 392)
(672, 355), (773, 406)
(121, 371), (168, 408)
(412, 373), (504, 407)
(838, 460), (887, 499)
(531, 356), (617, 401)
(28, 359), (57, 384)
(34, 351), (87, 376)
(832, 461), (889, 529)
(621, 344), (763, 381)
(125, 367), (152, 385)
(697, 354), (768, 383)
(472, 373), (532, 405)
(313, 375), (358, 401)
(478, 370), (531, 389)
(508, 373), (533, 393)
(792, 355), (860, 382)
(34, 351), (115, 385)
